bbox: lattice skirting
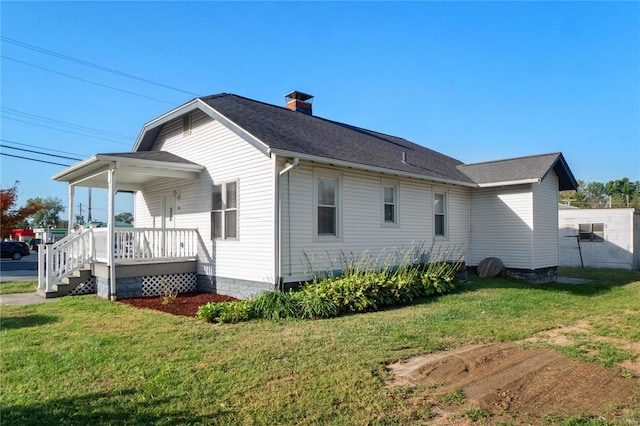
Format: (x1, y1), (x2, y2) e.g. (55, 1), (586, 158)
(69, 277), (97, 296)
(141, 272), (198, 297)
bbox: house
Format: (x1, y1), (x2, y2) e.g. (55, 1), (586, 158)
(559, 207), (640, 270)
(42, 91), (577, 300)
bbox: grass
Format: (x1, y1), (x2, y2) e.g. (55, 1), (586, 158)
(1, 267), (639, 425)
(0, 279), (37, 295)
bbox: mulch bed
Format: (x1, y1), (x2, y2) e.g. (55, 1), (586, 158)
(119, 292), (238, 317)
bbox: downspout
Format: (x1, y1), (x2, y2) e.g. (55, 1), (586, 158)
(277, 157), (299, 291)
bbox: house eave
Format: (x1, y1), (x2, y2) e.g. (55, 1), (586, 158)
(269, 148), (477, 187)
(475, 178), (541, 188)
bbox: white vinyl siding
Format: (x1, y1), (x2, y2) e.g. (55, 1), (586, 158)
(134, 109), (274, 285)
(279, 160), (469, 282)
(532, 172), (559, 269)
(469, 184), (534, 269)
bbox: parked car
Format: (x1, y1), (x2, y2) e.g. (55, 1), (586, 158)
(1, 241), (31, 260)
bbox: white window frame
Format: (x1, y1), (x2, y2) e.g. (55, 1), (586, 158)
(313, 168), (342, 241)
(381, 179), (399, 226)
(433, 189), (448, 239)
(211, 180), (238, 240)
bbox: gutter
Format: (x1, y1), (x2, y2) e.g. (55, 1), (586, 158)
(270, 148), (477, 188)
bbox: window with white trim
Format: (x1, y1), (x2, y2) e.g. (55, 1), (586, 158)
(434, 191), (447, 237)
(212, 181), (238, 239)
(382, 181), (398, 225)
(314, 170), (342, 238)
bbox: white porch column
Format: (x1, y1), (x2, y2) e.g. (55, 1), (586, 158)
(107, 165), (117, 300)
(68, 185), (75, 233)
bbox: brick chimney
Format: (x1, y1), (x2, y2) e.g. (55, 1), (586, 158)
(285, 91), (314, 116)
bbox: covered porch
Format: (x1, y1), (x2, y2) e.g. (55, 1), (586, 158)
(42, 152), (205, 299)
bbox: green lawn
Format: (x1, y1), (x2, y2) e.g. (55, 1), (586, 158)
(0, 279), (37, 295)
(1, 268), (639, 425)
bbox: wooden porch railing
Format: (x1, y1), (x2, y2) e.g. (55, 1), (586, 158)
(38, 227), (198, 295)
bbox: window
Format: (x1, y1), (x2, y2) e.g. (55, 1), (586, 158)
(212, 181), (238, 239)
(317, 177), (337, 235)
(314, 169), (342, 238)
(579, 223), (604, 242)
(182, 113), (191, 136)
(434, 191), (446, 237)
(382, 181), (398, 225)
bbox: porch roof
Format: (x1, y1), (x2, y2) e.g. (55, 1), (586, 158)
(52, 152), (204, 191)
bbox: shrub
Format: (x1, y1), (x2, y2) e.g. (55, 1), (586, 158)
(251, 291), (298, 320)
(159, 278), (179, 305)
(197, 245), (463, 324)
(294, 286), (339, 319)
(196, 301), (252, 323)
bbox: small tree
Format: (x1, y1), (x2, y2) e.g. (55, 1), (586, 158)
(0, 183), (43, 238)
(115, 212), (134, 224)
(23, 197), (65, 229)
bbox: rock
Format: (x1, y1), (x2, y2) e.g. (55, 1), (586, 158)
(477, 257), (504, 278)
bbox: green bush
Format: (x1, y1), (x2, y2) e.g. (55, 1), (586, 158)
(251, 290), (298, 320)
(196, 300), (252, 323)
(295, 286), (339, 319)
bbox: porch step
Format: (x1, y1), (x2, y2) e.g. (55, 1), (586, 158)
(55, 268), (93, 296)
(38, 267), (93, 298)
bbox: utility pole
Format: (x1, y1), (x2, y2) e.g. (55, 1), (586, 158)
(88, 188), (92, 222)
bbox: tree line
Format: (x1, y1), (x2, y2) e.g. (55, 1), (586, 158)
(559, 177), (640, 209)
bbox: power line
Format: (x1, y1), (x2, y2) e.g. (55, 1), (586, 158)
(2, 108), (132, 140)
(0, 138), (91, 157)
(2, 56), (176, 106)
(1, 36), (199, 97)
(1, 152), (70, 167)
(2, 116), (132, 145)
(0, 144), (82, 161)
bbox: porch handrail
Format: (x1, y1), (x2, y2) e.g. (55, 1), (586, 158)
(110, 228), (198, 262)
(38, 227), (95, 293)
(38, 227), (199, 295)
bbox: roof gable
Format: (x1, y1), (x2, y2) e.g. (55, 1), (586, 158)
(457, 152), (578, 190)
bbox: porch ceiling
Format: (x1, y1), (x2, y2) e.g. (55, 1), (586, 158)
(52, 152), (205, 191)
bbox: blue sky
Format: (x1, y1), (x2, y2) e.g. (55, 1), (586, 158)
(1, 1), (639, 222)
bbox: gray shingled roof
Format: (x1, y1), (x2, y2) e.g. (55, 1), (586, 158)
(130, 93), (576, 190)
(457, 152), (577, 190)
(200, 94), (474, 184)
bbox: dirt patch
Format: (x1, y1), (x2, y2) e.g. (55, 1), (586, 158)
(387, 328), (640, 424)
(119, 292), (237, 317)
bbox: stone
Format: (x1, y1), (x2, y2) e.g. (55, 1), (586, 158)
(477, 257), (504, 278)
